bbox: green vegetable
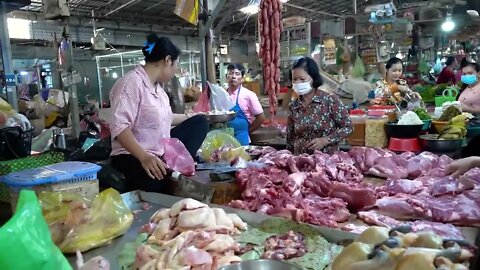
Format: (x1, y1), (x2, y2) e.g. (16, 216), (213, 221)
(118, 233), (148, 270)
(413, 108), (431, 120)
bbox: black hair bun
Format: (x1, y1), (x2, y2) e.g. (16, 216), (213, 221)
(146, 33), (159, 44)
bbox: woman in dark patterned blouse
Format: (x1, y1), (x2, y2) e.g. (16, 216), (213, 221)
(287, 57), (353, 155)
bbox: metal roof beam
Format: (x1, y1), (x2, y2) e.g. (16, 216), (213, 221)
(103, 0), (143, 17)
(284, 2), (343, 18)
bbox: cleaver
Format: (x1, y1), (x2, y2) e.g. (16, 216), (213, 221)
(168, 171), (214, 203)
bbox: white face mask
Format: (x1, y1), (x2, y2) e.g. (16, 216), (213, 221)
(292, 81), (313, 95)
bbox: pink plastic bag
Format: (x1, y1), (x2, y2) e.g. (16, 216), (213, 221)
(160, 138), (195, 176)
(193, 89), (210, 113)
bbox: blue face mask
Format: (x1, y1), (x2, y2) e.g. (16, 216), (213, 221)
(461, 74), (478, 85)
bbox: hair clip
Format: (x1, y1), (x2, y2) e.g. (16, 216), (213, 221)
(144, 41), (156, 55)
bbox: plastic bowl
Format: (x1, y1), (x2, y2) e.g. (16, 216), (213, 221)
(385, 122), (424, 138)
(388, 137), (422, 152)
(422, 119), (432, 131)
(432, 120), (448, 133)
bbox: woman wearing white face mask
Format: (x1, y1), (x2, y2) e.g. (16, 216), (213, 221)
(287, 57), (353, 154)
(458, 62), (480, 114)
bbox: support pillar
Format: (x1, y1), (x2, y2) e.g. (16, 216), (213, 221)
(0, 2), (18, 111)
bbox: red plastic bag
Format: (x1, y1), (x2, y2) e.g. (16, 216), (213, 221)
(161, 138), (195, 176)
(193, 89), (210, 113)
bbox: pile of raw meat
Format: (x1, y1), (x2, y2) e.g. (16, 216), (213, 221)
(229, 147), (480, 239)
(135, 198), (247, 270)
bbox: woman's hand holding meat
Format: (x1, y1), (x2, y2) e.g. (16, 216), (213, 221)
(446, 156), (480, 178)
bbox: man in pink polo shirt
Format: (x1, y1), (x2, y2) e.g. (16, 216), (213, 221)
(226, 64), (265, 145)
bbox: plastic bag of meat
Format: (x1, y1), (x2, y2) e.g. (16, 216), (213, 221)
(161, 138), (195, 176)
(39, 188), (133, 253)
(0, 190), (71, 270)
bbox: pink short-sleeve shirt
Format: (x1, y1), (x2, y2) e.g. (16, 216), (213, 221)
(109, 66), (173, 157)
(459, 84), (480, 110)
(228, 86), (263, 123)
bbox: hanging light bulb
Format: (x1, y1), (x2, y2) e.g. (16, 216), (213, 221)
(441, 15), (455, 32)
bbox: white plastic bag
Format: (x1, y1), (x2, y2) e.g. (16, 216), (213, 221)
(208, 82), (235, 111)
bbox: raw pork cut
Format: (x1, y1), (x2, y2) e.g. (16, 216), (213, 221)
(357, 211), (465, 240)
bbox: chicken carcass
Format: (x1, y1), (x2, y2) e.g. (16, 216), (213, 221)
(226, 213), (248, 230)
(176, 208), (216, 230)
(170, 198), (208, 217)
(204, 234), (237, 253)
(150, 208), (171, 223)
(148, 218), (174, 244)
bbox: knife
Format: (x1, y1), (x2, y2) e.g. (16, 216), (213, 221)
(167, 170), (215, 203)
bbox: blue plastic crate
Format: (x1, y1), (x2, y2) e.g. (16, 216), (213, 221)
(0, 161), (101, 187)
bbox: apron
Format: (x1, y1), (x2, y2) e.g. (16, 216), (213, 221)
(227, 88), (250, 145)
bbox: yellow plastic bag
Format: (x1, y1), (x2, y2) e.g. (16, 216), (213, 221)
(39, 188), (134, 253)
(199, 130), (250, 163)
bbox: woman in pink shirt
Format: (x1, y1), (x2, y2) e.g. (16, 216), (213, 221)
(109, 34), (208, 192)
(458, 62), (480, 114)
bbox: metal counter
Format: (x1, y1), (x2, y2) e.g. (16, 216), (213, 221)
(69, 191), (358, 268)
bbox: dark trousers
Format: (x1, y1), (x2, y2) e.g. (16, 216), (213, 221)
(111, 115), (208, 193)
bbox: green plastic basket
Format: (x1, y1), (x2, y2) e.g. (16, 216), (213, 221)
(0, 151), (64, 203)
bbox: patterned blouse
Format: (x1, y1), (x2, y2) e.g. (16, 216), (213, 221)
(374, 79), (413, 99)
(287, 90), (353, 155)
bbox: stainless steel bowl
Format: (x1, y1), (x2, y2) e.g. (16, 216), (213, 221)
(419, 134), (465, 152)
(206, 112), (236, 123)
(218, 260), (303, 270)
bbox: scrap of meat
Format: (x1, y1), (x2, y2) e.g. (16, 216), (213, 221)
(357, 211), (403, 228)
(368, 155), (409, 179)
(263, 231), (307, 260)
(384, 179), (426, 195)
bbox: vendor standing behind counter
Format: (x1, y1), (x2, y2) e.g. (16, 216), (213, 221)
(372, 57), (422, 105)
(436, 56), (458, 85)
(458, 62), (480, 114)
(287, 57), (352, 155)
(226, 64), (265, 145)
(108, 34), (208, 193)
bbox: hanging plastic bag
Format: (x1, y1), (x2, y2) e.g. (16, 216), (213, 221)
(433, 58), (442, 75)
(351, 55), (366, 78)
(0, 190), (72, 270)
(39, 188), (134, 253)
(209, 82), (235, 111)
(193, 88), (210, 112)
(198, 130), (249, 163)
(161, 138), (195, 176)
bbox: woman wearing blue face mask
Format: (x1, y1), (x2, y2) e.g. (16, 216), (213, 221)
(458, 62), (480, 114)
(286, 57), (353, 155)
